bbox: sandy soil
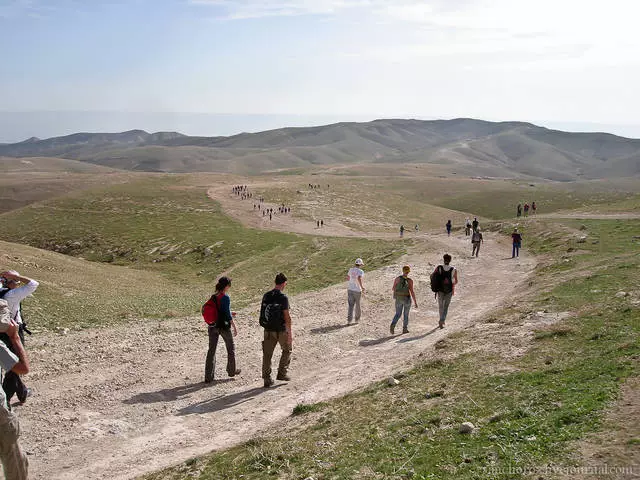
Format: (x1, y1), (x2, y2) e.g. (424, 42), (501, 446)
(11, 185), (537, 480)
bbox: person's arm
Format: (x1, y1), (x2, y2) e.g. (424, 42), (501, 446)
(408, 279), (418, 307)
(453, 268), (458, 286)
(230, 319), (238, 337)
(357, 275), (365, 293)
(219, 295), (233, 324)
(6, 321), (29, 375)
(391, 277), (399, 293)
(283, 309), (292, 345)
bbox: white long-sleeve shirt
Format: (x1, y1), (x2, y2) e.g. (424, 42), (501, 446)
(3, 280), (39, 324)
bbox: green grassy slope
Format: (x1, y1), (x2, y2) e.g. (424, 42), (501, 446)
(0, 175), (405, 328)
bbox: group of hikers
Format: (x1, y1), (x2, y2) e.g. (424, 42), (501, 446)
(516, 201), (536, 217)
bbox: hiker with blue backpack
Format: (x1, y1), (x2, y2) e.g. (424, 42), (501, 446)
(202, 276), (240, 383)
(389, 265), (418, 335)
(430, 254), (458, 329)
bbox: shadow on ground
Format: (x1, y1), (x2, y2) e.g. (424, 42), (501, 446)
(310, 324), (353, 334)
(123, 379), (235, 405)
(177, 385), (283, 415)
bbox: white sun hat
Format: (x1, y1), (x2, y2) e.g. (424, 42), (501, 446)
(355, 258), (364, 266)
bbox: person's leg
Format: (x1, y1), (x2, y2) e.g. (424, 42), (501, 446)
(204, 327), (220, 382)
(441, 293), (453, 323)
(353, 291), (362, 322)
(512, 243), (516, 258)
(220, 328), (238, 377)
(276, 331), (292, 379)
(262, 330), (278, 381)
(0, 414), (29, 480)
(390, 299), (403, 332)
(476, 243), (481, 257)
(438, 292), (446, 325)
(402, 298), (412, 332)
(516, 244), (520, 257)
(2, 371), (18, 406)
(472, 243), (477, 256)
(347, 290), (355, 323)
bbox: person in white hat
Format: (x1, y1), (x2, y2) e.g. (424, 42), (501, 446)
(346, 258), (366, 324)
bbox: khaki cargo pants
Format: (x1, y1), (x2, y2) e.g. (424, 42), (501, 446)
(0, 411), (28, 480)
(262, 330), (292, 380)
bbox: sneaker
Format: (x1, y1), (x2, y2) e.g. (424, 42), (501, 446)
(276, 373), (291, 381)
(390, 324), (395, 335)
(228, 369), (241, 377)
(402, 329), (409, 334)
(439, 321), (445, 329)
(264, 377), (274, 388)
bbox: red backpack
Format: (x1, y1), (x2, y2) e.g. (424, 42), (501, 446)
(202, 293), (223, 326)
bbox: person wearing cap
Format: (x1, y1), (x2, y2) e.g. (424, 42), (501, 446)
(346, 258), (366, 324)
(390, 265), (418, 334)
(511, 227), (523, 258)
(0, 271), (38, 406)
(0, 301), (30, 480)
(260, 273), (292, 388)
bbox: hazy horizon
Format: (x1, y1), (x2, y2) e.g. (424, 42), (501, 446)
(2, 111), (640, 144)
(2, 0), (639, 145)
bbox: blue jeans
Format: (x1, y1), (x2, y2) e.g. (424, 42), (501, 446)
(391, 297), (411, 330)
(512, 242), (521, 257)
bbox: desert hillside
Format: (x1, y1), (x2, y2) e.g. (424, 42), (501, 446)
(1, 118), (639, 180)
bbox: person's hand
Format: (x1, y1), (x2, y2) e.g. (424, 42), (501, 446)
(362, 288), (366, 294)
(414, 303), (418, 308)
(232, 326), (238, 337)
(6, 320), (19, 340)
(231, 311), (236, 318)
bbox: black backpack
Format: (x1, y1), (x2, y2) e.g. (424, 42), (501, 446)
(430, 266), (454, 294)
(259, 290), (285, 330)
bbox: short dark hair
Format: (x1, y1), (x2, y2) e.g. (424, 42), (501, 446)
(275, 273), (288, 285)
(443, 254), (452, 264)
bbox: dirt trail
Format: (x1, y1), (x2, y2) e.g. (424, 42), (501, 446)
(13, 186), (536, 480)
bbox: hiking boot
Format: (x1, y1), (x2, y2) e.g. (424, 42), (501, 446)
(264, 377), (274, 388)
(390, 324), (395, 335)
(402, 328), (409, 334)
(276, 373), (291, 381)
(228, 369), (241, 377)
(204, 378), (214, 384)
(18, 388), (31, 404)
(439, 321), (445, 329)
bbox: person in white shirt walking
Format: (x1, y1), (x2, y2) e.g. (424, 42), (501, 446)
(346, 258), (365, 324)
(0, 270), (38, 406)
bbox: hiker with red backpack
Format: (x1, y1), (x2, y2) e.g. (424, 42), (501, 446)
(430, 254), (458, 329)
(389, 265), (418, 335)
(202, 276), (240, 383)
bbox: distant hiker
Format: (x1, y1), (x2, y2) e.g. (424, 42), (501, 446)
(260, 273), (292, 388)
(472, 217), (479, 232)
(269, 213), (272, 221)
(446, 219), (452, 236)
(431, 254), (458, 328)
(0, 270), (37, 406)
(400, 225), (405, 237)
(471, 228), (483, 257)
(511, 227), (522, 258)
(517, 204), (522, 217)
(0, 308), (30, 480)
(390, 265), (418, 335)
(203, 277), (240, 383)
(415, 224), (419, 232)
(465, 218), (471, 236)
(346, 258), (365, 324)
(321, 220), (324, 227)
(524, 203), (530, 217)
(317, 220), (320, 228)
(531, 201), (537, 215)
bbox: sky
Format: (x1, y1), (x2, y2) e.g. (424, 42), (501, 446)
(2, 0), (640, 141)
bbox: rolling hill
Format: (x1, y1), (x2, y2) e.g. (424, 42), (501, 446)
(1, 118), (639, 180)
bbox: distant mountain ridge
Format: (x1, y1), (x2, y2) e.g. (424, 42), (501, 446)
(1, 118), (638, 180)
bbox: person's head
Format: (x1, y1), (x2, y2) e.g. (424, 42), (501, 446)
(514, 227), (518, 232)
(275, 272), (288, 289)
(215, 276), (232, 293)
(402, 265), (410, 276)
(355, 258), (364, 267)
(443, 254), (452, 265)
